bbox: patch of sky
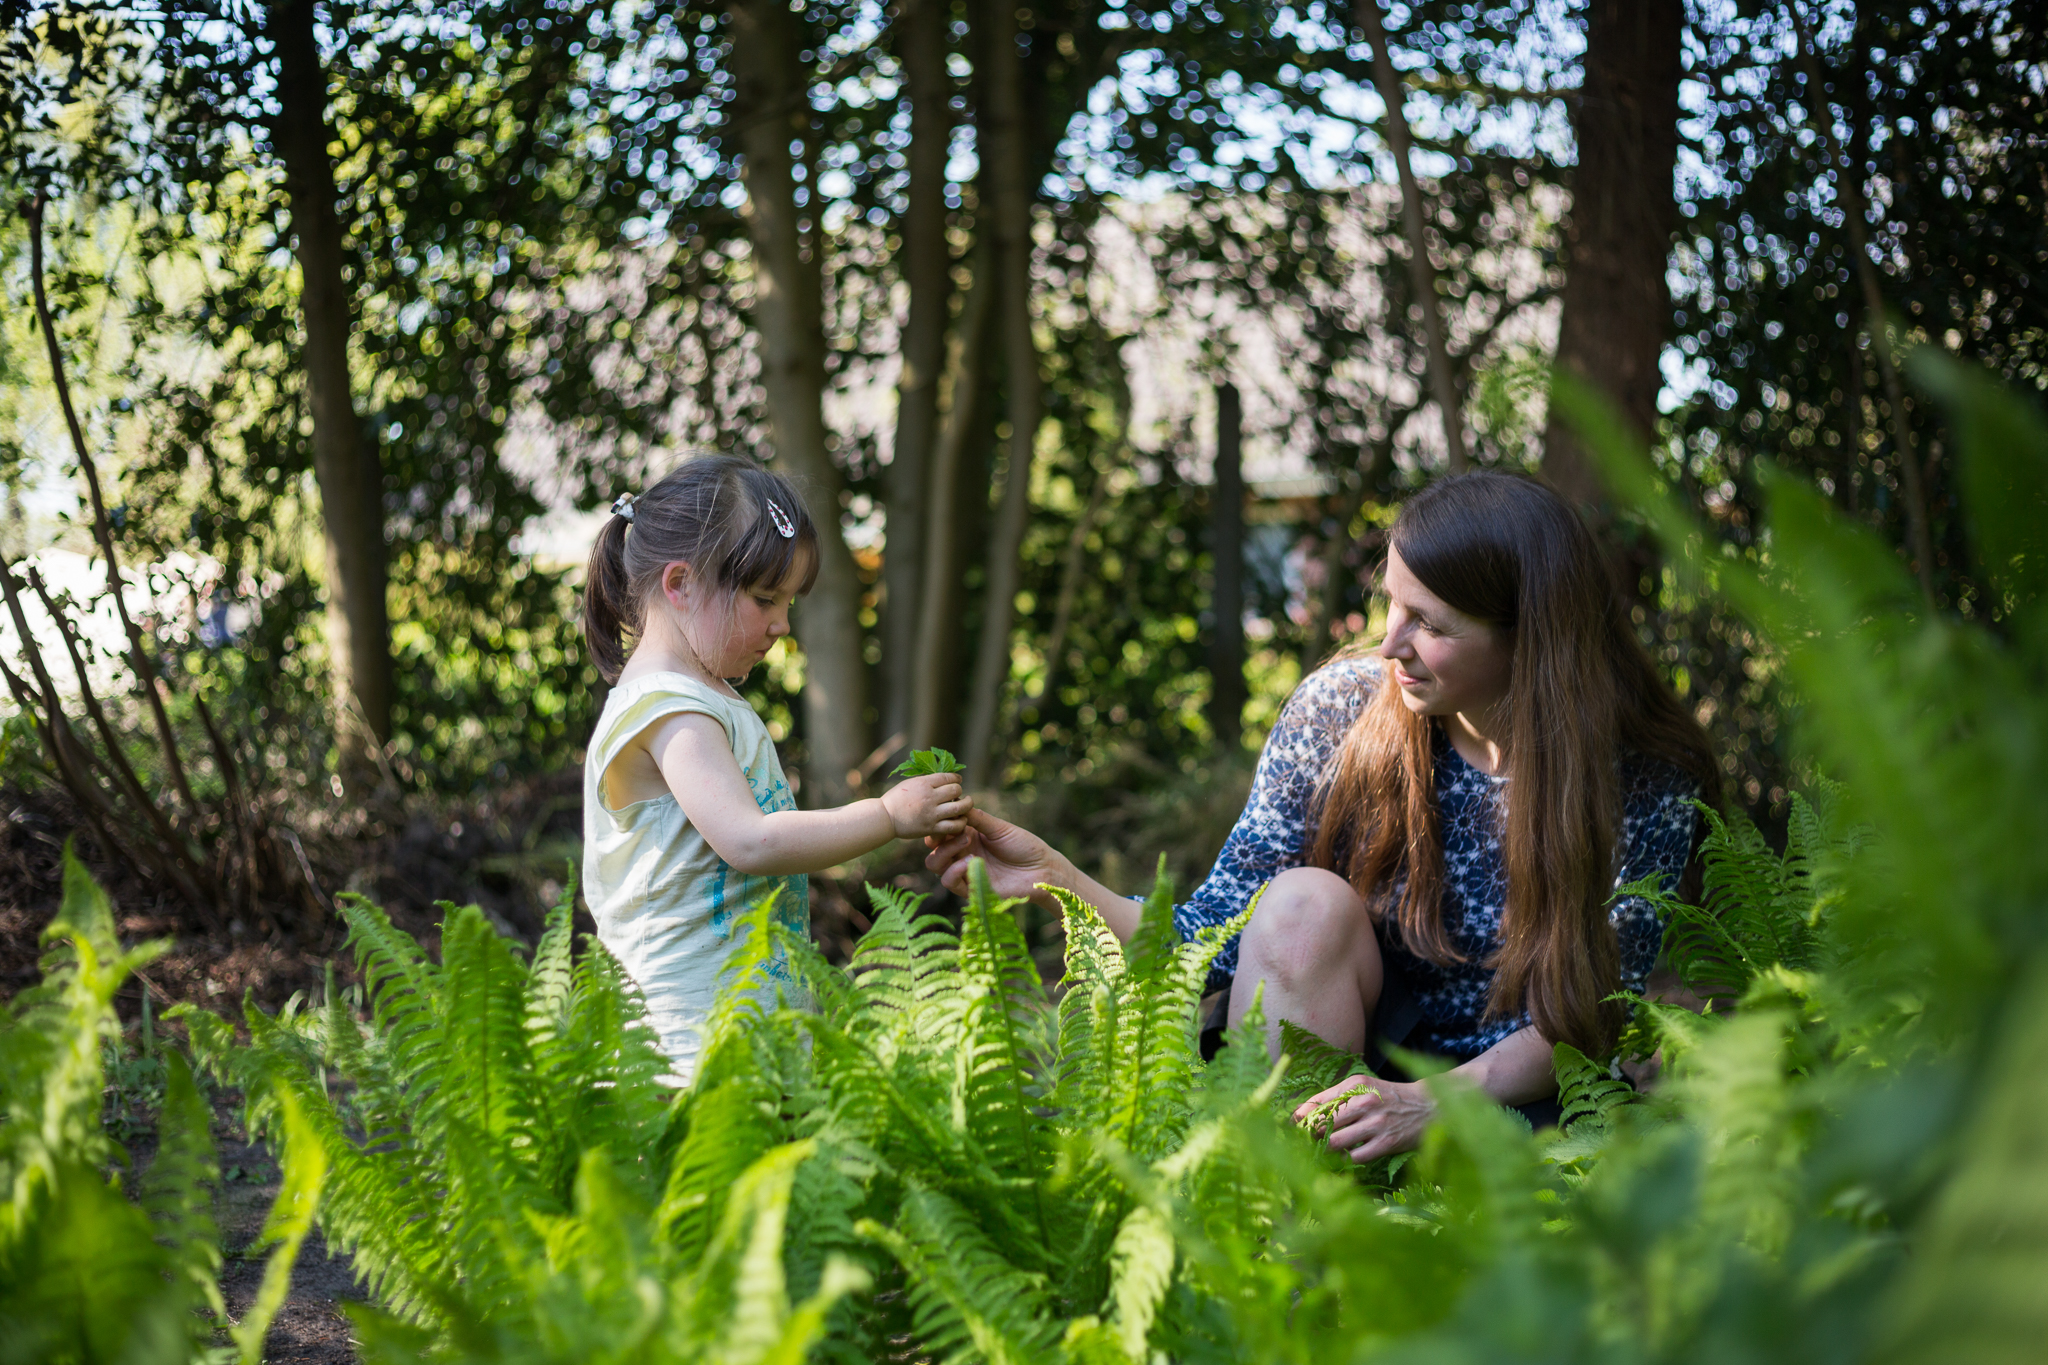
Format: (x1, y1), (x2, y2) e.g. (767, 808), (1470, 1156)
(1055, 2), (1581, 203)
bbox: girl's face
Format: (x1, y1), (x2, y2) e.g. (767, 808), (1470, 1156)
(1377, 545), (1513, 721)
(660, 562), (802, 680)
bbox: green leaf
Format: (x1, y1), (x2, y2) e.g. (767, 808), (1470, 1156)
(892, 746), (966, 778)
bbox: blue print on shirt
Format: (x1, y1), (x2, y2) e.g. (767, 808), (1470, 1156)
(709, 763), (810, 980)
(1171, 653), (1700, 1062)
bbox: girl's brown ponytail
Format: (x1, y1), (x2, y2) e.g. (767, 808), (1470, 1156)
(583, 511), (638, 685)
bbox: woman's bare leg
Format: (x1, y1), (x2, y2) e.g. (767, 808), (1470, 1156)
(1226, 867), (1384, 1059)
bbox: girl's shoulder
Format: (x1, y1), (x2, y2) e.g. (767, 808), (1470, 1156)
(608, 668), (744, 706)
(592, 671), (756, 760)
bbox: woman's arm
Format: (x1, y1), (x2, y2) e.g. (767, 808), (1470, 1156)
(926, 659), (1373, 950)
(924, 809), (1142, 940)
(1294, 1025), (1556, 1164)
(652, 714), (969, 876)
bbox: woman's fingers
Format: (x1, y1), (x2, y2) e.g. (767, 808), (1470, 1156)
(1292, 1074), (1377, 1123)
(1323, 1079), (1434, 1162)
(924, 828), (977, 871)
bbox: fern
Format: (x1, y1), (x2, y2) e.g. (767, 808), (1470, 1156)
(0, 848), (235, 1363)
(139, 1052), (226, 1322)
(232, 1087), (330, 1365)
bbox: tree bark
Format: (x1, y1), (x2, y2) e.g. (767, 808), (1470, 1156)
(1355, 0), (1467, 472)
(1540, 0), (1683, 512)
(1208, 383), (1246, 751)
(908, 247), (996, 753)
(961, 0), (1043, 789)
(729, 0), (870, 804)
(880, 0), (954, 750)
(267, 0), (391, 776)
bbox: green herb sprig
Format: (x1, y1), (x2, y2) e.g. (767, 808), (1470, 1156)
(892, 747), (965, 778)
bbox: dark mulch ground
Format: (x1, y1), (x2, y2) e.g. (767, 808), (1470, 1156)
(211, 1100), (367, 1364)
(0, 771), (597, 1017)
(113, 1079), (365, 1363)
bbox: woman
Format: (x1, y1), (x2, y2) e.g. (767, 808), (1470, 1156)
(925, 471), (1718, 1162)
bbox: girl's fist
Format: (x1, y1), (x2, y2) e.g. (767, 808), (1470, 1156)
(881, 773), (972, 839)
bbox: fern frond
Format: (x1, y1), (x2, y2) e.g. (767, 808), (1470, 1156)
(1272, 1020), (1368, 1107)
(1553, 1042), (1637, 1134)
(540, 936), (674, 1189)
(430, 905), (541, 1146)
(140, 1050), (224, 1321)
(1112, 885), (1261, 1162)
(1194, 986), (1288, 1120)
(1103, 1203), (1175, 1361)
(523, 871), (578, 1053)
(232, 1086), (330, 1365)
(239, 1005), (456, 1325)
(953, 861), (1054, 1251)
(859, 1184), (1061, 1365)
(660, 1029), (788, 1262)
(671, 1139), (820, 1356)
(339, 895), (444, 1114)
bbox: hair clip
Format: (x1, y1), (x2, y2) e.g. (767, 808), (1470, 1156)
(610, 492), (636, 523)
(766, 498), (796, 539)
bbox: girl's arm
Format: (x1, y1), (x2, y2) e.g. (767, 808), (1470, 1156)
(650, 713), (968, 876)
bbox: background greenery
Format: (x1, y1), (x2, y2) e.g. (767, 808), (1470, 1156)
(3, 2), (2040, 880)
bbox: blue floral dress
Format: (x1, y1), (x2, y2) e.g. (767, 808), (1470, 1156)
(1173, 653), (1699, 1061)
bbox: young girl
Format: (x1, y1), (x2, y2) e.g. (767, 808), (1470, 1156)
(581, 455), (969, 1083)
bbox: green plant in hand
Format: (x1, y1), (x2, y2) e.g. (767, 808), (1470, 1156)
(892, 746), (965, 778)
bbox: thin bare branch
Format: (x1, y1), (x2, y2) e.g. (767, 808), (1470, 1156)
(1788, 2), (1934, 602)
(1355, 0), (1469, 472)
(24, 195), (205, 816)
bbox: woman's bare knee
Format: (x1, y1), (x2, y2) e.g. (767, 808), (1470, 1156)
(1242, 869), (1371, 983)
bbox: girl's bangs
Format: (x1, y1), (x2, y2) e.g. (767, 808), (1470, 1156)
(720, 510), (819, 595)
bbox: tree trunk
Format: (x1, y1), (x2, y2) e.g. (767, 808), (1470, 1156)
(267, 0), (391, 778)
(879, 0), (954, 751)
(1208, 383), (1246, 751)
(729, 0), (870, 804)
(908, 247), (996, 753)
(1540, 0), (1683, 513)
(1355, 0), (1467, 472)
(961, 0), (1043, 789)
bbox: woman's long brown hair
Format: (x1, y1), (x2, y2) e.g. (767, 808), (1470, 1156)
(1307, 472), (1718, 1055)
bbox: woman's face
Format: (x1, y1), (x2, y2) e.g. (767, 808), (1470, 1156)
(1377, 545), (1513, 720)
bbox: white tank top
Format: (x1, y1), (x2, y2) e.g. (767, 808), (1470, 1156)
(580, 671), (809, 1084)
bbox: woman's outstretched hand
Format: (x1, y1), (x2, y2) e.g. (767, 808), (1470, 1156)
(1294, 1073), (1438, 1164)
(923, 808), (1076, 907)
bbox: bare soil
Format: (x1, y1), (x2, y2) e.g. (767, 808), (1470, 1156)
(210, 1098), (367, 1364)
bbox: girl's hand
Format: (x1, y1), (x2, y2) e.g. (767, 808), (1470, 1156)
(1293, 1073), (1437, 1164)
(881, 773), (972, 839)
